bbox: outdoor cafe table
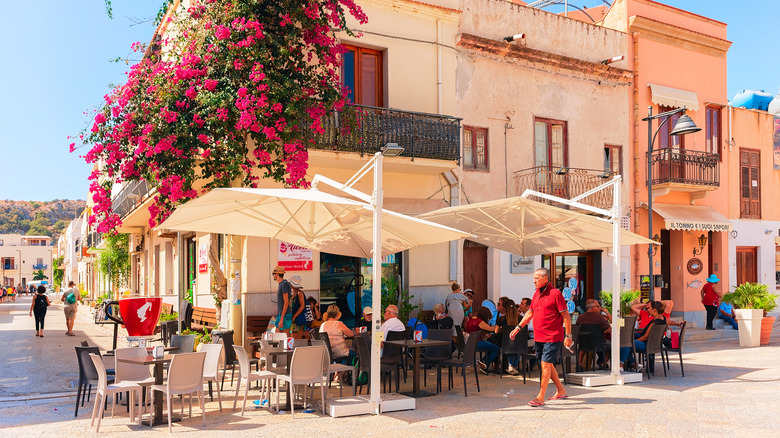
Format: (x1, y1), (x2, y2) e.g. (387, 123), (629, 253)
(383, 338), (451, 397)
(116, 353), (176, 426)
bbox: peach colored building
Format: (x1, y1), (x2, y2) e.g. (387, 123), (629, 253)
(601, 0), (732, 325)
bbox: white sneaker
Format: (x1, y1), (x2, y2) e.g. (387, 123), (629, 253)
(477, 360), (487, 370)
(506, 365), (520, 375)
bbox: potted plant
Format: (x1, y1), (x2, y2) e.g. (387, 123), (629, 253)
(722, 282), (777, 347)
(599, 289), (641, 317)
(755, 293), (778, 345)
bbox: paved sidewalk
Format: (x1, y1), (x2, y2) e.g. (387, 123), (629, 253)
(1, 296), (779, 437)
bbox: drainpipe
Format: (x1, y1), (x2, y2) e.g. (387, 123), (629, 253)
(437, 19), (442, 114)
(631, 31), (641, 291)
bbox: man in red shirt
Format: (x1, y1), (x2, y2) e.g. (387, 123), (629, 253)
(511, 268), (573, 407)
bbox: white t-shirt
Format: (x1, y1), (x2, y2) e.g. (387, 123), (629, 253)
(380, 317), (405, 339)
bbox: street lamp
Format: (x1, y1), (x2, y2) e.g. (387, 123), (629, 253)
(642, 106), (700, 300)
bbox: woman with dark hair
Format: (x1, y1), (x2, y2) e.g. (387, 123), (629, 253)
(619, 300), (666, 370)
(29, 285), (50, 337)
(464, 306), (499, 374)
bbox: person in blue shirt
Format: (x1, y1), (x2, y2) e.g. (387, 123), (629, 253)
(718, 301), (738, 330)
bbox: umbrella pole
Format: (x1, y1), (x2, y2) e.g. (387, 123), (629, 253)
(610, 176), (622, 379)
(370, 152), (383, 414)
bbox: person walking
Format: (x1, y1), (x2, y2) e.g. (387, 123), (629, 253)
(701, 274), (721, 330)
(510, 268), (573, 407)
(30, 285), (50, 337)
(271, 266), (293, 333)
(60, 281), (81, 336)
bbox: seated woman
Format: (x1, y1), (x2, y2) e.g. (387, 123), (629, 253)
(464, 306), (500, 374)
(319, 304), (355, 362)
(307, 297), (323, 330)
(427, 303), (453, 330)
(620, 300), (666, 370)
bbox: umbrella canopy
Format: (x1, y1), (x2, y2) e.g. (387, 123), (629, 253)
(158, 187), (472, 258)
(418, 196), (656, 256)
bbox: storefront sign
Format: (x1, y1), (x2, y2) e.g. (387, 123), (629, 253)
(667, 221), (731, 232)
(687, 258), (703, 275)
(278, 241), (313, 271)
(510, 255), (534, 274)
(774, 116), (780, 170)
(198, 244), (209, 273)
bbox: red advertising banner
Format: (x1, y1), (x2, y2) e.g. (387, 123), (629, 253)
(278, 241), (313, 271)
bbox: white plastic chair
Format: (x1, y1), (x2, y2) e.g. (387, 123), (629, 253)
(258, 340), (287, 373)
(200, 344), (224, 411)
(114, 347), (155, 407)
(311, 339), (355, 397)
(149, 352), (206, 433)
(88, 354), (143, 433)
(233, 346), (277, 416)
(275, 345), (326, 418)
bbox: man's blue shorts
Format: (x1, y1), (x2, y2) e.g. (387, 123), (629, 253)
(535, 341), (562, 364)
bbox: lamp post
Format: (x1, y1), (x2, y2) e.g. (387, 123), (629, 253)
(642, 106), (700, 300)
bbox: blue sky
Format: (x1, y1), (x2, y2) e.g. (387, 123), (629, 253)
(0, 0), (777, 202)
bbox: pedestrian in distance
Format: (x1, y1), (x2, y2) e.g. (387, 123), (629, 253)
(61, 281), (81, 336)
(510, 267), (573, 407)
(700, 274), (721, 330)
(30, 285), (50, 337)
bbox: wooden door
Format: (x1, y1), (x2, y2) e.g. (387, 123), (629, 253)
(463, 241), (488, 308)
(660, 230), (671, 300)
(736, 247), (757, 285)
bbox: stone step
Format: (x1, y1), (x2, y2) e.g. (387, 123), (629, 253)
(685, 326), (740, 342)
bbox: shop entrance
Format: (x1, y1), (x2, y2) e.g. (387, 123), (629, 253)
(542, 251), (599, 313)
(319, 252), (401, 328)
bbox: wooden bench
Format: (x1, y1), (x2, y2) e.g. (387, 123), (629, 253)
(190, 306), (219, 332)
(246, 315), (274, 359)
(161, 302), (174, 315)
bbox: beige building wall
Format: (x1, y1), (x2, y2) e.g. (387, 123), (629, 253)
(456, 1), (631, 302)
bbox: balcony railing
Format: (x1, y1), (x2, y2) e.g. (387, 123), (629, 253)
(514, 166), (615, 210)
(112, 179), (151, 219)
(303, 104), (461, 161)
(2, 264), (18, 270)
(33, 263), (48, 270)
(648, 149), (720, 187)
(86, 231), (102, 249)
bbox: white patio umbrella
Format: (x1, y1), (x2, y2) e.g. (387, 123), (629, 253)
(158, 187), (471, 258)
(418, 196), (656, 256)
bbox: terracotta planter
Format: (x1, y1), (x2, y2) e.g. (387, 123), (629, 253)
(760, 316), (776, 345)
(735, 309), (763, 347)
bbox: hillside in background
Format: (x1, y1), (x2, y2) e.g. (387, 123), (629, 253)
(0, 200), (86, 242)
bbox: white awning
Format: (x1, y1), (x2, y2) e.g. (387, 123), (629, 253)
(653, 204), (731, 232)
(648, 83), (700, 111)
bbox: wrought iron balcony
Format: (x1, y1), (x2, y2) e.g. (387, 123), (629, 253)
(112, 179), (151, 219)
(514, 166), (615, 210)
(86, 231), (102, 249)
(33, 263), (48, 270)
(303, 104), (461, 161)
(648, 149), (719, 187)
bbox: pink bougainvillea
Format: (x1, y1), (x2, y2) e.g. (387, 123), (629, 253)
(78, 0), (367, 231)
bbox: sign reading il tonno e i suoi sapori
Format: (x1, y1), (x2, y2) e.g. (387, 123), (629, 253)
(667, 221), (732, 232)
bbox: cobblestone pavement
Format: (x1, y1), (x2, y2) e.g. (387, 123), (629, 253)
(2, 296), (779, 437)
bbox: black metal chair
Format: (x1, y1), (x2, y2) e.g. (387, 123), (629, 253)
(420, 329), (453, 393)
(441, 332), (480, 396)
(219, 333), (258, 390)
(620, 315), (637, 369)
(499, 326), (530, 383)
(74, 346), (114, 417)
(454, 325), (466, 358)
(638, 323), (668, 379)
(381, 331), (405, 392)
(577, 324), (611, 371)
(662, 321), (687, 377)
(354, 334), (371, 395)
(179, 300), (193, 331)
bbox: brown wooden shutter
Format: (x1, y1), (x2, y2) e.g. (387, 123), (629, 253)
(740, 149), (761, 219)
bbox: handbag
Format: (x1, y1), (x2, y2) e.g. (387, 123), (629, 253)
(670, 331), (680, 349)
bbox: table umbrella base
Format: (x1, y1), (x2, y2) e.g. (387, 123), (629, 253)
(327, 393), (415, 417)
(145, 413), (182, 426)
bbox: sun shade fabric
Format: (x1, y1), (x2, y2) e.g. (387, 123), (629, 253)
(157, 187), (472, 259)
(418, 197), (656, 257)
(652, 204), (731, 232)
(648, 83), (700, 111)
